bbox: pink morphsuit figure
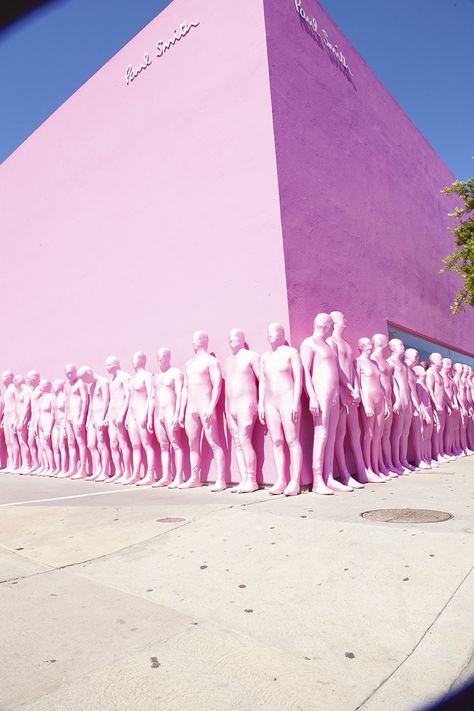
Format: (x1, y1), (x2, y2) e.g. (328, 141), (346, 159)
(0, 371), (20, 472)
(37, 379), (56, 474)
(462, 365), (474, 450)
(453, 363), (474, 456)
(441, 358), (460, 456)
(356, 338), (390, 480)
(61, 363), (89, 479)
(104, 356), (132, 484)
(26, 371), (42, 473)
(147, 348), (185, 489)
(405, 348), (431, 470)
(413, 366), (436, 467)
(371, 334), (399, 477)
(466, 365), (474, 450)
(51, 379), (68, 476)
(13, 375), (32, 473)
(300, 313), (354, 495)
(326, 312), (366, 488)
(426, 353), (453, 463)
(259, 322), (302, 496)
(388, 339), (416, 474)
(128, 351), (156, 486)
(223, 329), (260, 494)
(180, 331), (226, 492)
(0, 389), (4, 468)
(78, 366), (111, 482)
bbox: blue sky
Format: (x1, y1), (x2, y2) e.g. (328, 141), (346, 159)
(1, 0), (473, 178)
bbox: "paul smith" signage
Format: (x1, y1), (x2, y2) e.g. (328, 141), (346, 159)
(125, 19), (200, 86)
(294, 1), (352, 76)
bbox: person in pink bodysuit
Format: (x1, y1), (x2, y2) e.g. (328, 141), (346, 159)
(301, 313), (354, 495)
(147, 348), (185, 489)
(462, 365), (474, 450)
(405, 348), (430, 470)
(463, 365), (474, 450)
(371, 334), (400, 477)
(453, 363), (473, 456)
(259, 323), (302, 496)
(388, 339), (415, 474)
(326, 312), (366, 488)
(37, 379), (56, 474)
(128, 351), (156, 486)
(426, 353), (453, 463)
(181, 331), (226, 492)
(78, 366), (111, 482)
(51, 379), (68, 476)
(104, 356), (132, 485)
(62, 363), (89, 479)
(441, 358), (460, 456)
(413, 366), (436, 467)
(0, 371), (20, 472)
(223, 329), (260, 494)
(356, 338), (390, 480)
(26, 371), (42, 473)
(14, 375), (33, 473)
(0, 389), (4, 469)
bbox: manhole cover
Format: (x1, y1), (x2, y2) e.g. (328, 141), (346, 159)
(156, 517), (186, 524)
(361, 509), (452, 523)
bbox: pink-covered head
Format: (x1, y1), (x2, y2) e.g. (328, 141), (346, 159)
(65, 363), (77, 383)
(267, 322), (286, 348)
(1, 370), (14, 386)
(157, 348), (172, 372)
(132, 351), (147, 370)
(26, 370), (40, 387)
(314, 312), (334, 338)
(52, 379), (65, 394)
(105, 355), (120, 376)
(413, 365), (426, 381)
(329, 311), (347, 332)
(14, 375), (25, 387)
(372, 333), (389, 355)
(192, 331), (209, 353)
(429, 353), (443, 370)
(39, 379), (52, 393)
(228, 328), (246, 354)
(77, 366), (95, 384)
(405, 348), (419, 367)
(389, 338), (405, 358)
(358, 337), (372, 355)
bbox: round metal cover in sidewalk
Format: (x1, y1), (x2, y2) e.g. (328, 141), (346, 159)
(361, 508), (452, 523)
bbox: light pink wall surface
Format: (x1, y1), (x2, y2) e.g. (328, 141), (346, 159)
(0, 0), (289, 381)
(264, 0), (474, 356)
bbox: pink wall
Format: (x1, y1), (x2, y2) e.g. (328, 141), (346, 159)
(263, 0), (474, 355)
(0, 0), (289, 380)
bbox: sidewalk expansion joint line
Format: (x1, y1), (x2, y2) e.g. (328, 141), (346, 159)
(0, 487), (150, 507)
(0, 507), (222, 585)
(354, 565), (474, 711)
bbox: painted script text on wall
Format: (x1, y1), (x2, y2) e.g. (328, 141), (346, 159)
(125, 20), (200, 86)
(294, 1), (352, 76)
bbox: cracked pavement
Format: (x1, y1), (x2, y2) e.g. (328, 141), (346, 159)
(1, 456), (473, 711)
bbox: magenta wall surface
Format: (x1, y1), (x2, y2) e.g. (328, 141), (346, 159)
(0, 0), (289, 379)
(263, 0), (474, 355)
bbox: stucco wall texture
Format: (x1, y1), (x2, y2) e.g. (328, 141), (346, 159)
(0, 0), (289, 379)
(264, 0), (474, 354)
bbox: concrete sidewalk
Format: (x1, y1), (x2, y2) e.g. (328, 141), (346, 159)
(0, 458), (473, 711)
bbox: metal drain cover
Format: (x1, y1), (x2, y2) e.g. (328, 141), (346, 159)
(156, 517), (186, 524)
(361, 508), (452, 523)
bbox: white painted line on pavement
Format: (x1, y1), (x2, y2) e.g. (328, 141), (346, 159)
(0, 488), (147, 508)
